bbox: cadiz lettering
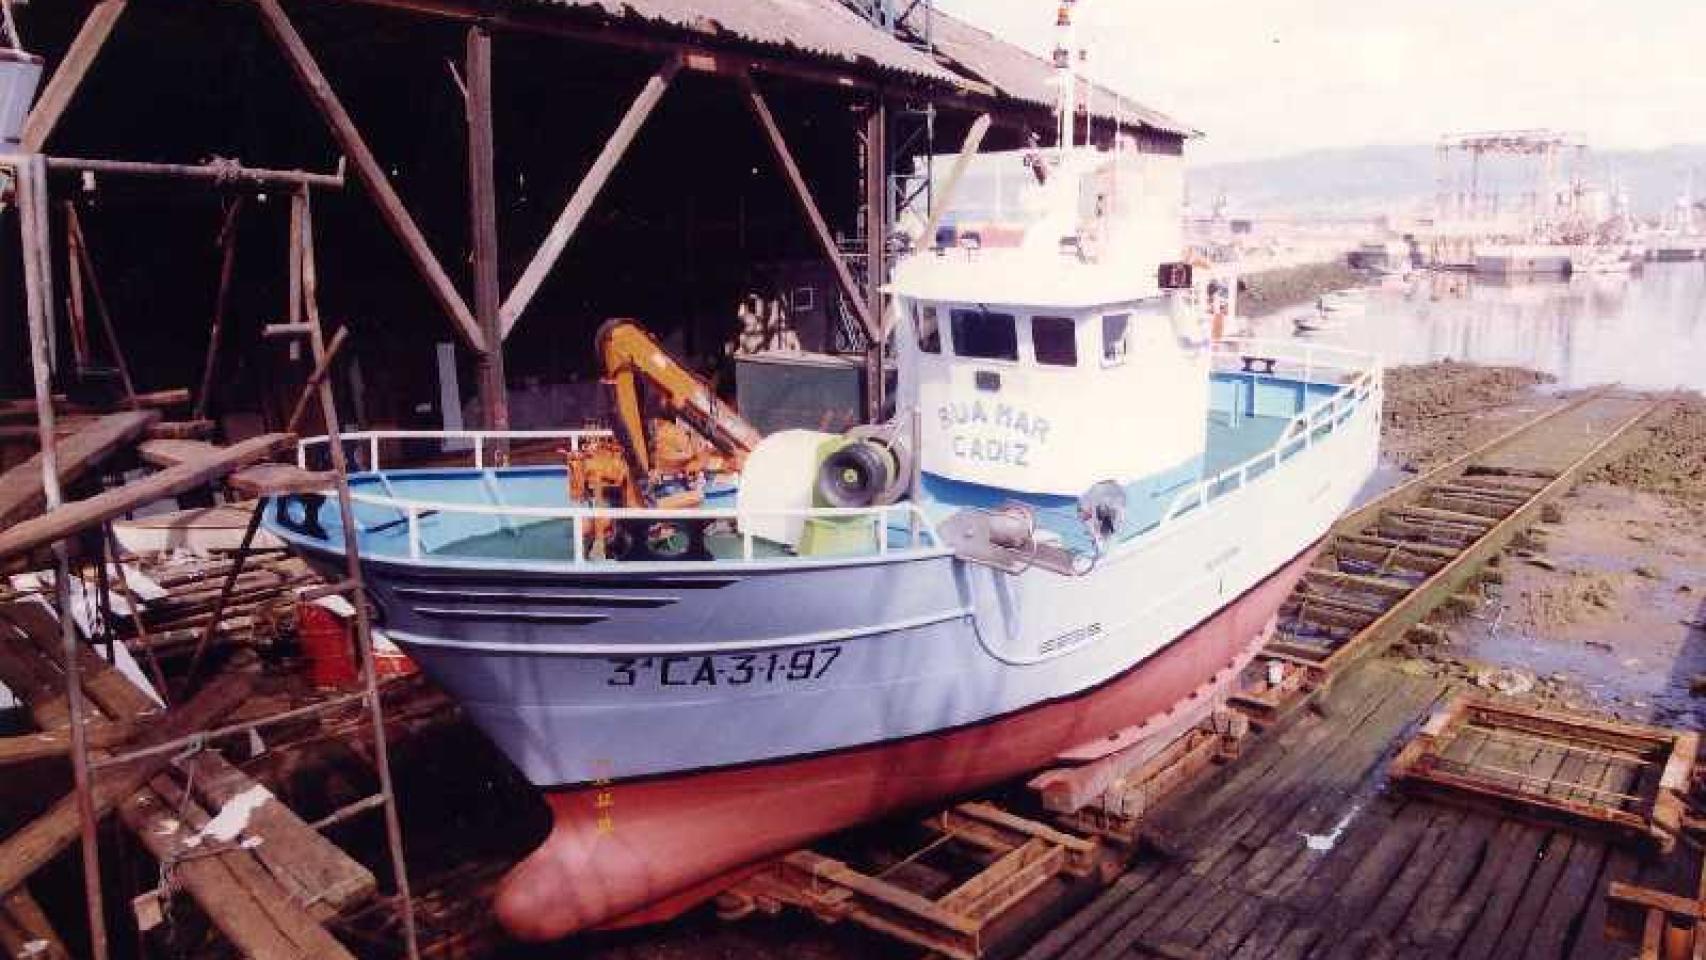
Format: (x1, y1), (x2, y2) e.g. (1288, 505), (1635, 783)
(938, 400), (1050, 468)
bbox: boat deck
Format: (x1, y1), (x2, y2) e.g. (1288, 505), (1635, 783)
(1019, 660), (1698, 960)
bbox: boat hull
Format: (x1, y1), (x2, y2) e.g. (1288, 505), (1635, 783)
(493, 540), (1322, 941)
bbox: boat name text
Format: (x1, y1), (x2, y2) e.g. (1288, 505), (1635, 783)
(939, 401), (1050, 468)
(605, 645), (842, 688)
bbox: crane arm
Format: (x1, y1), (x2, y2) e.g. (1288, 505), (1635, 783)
(595, 318), (761, 503)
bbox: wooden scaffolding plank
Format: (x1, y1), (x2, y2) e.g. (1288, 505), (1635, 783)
(0, 410), (159, 527)
(0, 433), (292, 563)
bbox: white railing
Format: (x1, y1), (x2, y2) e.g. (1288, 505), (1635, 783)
(296, 429), (613, 472)
(1160, 338), (1383, 524)
(337, 489), (942, 565)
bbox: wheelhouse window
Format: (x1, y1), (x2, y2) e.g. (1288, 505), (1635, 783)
(1031, 315), (1078, 367)
(915, 304), (941, 353)
(950, 309), (1019, 362)
(1102, 312), (1131, 365)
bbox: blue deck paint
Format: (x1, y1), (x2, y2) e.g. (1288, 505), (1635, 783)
(272, 371), (1338, 565)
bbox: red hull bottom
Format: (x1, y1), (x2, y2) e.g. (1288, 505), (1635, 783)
(494, 543), (1323, 941)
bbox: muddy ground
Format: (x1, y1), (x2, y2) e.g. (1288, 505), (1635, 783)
(1379, 360), (1559, 474)
(1236, 262), (1360, 318)
(1376, 376), (1706, 726)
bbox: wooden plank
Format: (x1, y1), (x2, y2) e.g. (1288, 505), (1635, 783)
(501, 55), (681, 336)
(0, 888), (70, 960)
(228, 464), (334, 496)
(0, 411), (158, 527)
(250, 0), (485, 354)
(0, 433), (293, 563)
(137, 438), (222, 468)
(0, 673), (251, 896)
(1394, 811), (1502, 948)
(1015, 861), (1165, 960)
(117, 782), (353, 960)
(20, 0), (131, 151)
(1519, 838), (1609, 960)
(195, 198), (244, 420)
(0, 718), (140, 766)
(740, 74), (877, 342)
(180, 753), (376, 917)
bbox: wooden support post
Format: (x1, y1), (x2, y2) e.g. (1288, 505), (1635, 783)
(21, 0), (130, 151)
(284, 325), (351, 433)
(740, 73), (877, 343)
(63, 205), (139, 405)
(296, 191), (422, 959)
(500, 55), (680, 337)
(250, 0), (485, 354)
(465, 26), (508, 440)
(12, 153), (110, 960)
(863, 98), (887, 423)
(195, 198), (245, 420)
(64, 206), (91, 368)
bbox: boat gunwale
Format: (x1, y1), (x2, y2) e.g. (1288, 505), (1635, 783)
(266, 338), (1382, 574)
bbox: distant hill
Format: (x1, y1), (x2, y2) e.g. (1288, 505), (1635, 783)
(1187, 144), (1706, 218)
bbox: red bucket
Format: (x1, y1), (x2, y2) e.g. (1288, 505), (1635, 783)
(297, 601), (358, 689)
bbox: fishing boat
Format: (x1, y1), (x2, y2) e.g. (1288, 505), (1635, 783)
(262, 49), (1382, 938)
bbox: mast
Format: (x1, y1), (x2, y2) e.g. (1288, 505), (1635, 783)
(1053, 0), (1078, 149)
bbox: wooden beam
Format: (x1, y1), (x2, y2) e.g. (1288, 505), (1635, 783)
(20, 0), (130, 151)
(195, 198), (245, 420)
(740, 74), (877, 342)
(0, 411), (158, 529)
(64, 205), (140, 406)
(284, 325), (351, 433)
(863, 98), (886, 423)
(0, 434), (294, 563)
(249, 0), (486, 354)
(466, 26), (508, 434)
(46, 156), (344, 190)
(0, 672), (251, 899)
(500, 55), (680, 337)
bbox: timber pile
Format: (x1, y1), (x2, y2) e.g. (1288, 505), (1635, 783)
(115, 553), (322, 659)
(0, 597), (371, 959)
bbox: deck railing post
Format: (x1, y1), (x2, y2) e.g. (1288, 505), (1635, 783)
(474, 435), (485, 470)
(407, 507), (421, 559)
(368, 435), (380, 471)
(572, 515), (584, 563)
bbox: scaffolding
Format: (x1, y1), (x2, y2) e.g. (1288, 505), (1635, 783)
(2, 149), (422, 959)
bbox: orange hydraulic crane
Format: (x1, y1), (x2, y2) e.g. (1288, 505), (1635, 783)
(569, 319), (761, 516)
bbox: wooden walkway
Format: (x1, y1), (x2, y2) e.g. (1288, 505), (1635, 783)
(1019, 662), (1687, 960)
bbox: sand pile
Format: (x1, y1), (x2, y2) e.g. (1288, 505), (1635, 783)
(1380, 361), (1554, 472)
(1590, 395), (1706, 499)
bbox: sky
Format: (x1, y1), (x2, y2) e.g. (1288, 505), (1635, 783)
(931, 0), (1706, 165)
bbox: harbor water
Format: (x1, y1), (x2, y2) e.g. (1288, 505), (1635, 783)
(1254, 262), (1706, 391)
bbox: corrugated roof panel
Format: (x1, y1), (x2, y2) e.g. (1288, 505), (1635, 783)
(526, 0), (964, 85)
(923, 9), (1197, 138)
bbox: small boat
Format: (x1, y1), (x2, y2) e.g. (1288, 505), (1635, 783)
(1294, 310), (1346, 333)
(265, 139), (1383, 942)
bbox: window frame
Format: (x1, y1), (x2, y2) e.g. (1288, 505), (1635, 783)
(914, 303), (942, 354)
(1101, 311), (1132, 367)
(949, 307), (1021, 364)
(1029, 314), (1079, 368)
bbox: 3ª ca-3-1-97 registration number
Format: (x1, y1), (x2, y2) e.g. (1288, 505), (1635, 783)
(605, 645), (842, 687)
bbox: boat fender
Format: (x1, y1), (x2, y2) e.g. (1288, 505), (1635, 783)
(1078, 480), (1126, 547)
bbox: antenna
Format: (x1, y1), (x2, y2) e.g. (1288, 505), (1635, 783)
(1053, 0), (1078, 149)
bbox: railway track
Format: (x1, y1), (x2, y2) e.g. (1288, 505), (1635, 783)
(717, 389), (1666, 959)
(1234, 389), (1664, 720)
